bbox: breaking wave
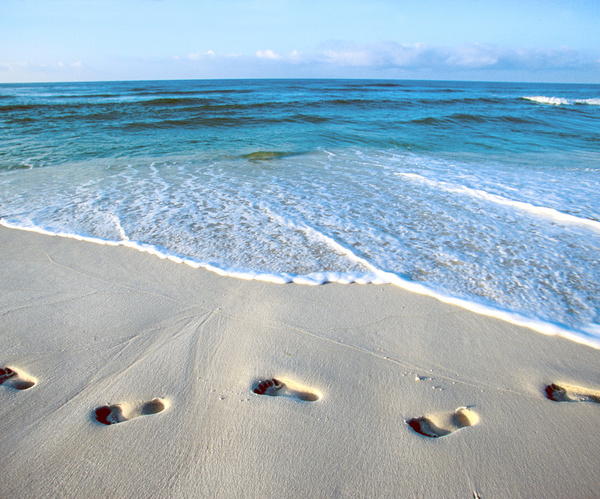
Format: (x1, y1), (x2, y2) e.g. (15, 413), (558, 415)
(523, 96), (600, 106)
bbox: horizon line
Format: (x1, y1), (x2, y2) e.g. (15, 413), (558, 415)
(2, 76), (600, 86)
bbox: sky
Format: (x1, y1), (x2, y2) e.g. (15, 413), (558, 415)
(1, 0), (599, 84)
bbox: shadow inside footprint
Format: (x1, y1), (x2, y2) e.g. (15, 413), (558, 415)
(0, 367), (36, 390)
(253, 378), (320, 402)
(407, 407), (479, 438)
(545, 383), (571, 402)
(141, 398), (166, 415)
(95, 405), (127, 425)
(545, 383), (600, 403)
(408, 417), (451, 438)
(94, 398), (167, 425)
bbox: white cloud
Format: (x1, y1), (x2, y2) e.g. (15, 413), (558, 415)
(255, 49), (283, 60)
(0, 60), (90, 82)
(0, 61), (84, 74)
(187, 51), (216, 60)
(254, 49), (305, 63)
(168, 40), (598, 76)
(313, 41), (596, 73)
(444, 44), (499, 68)
(8, 41), (592, 84)
(319, 41), (430, 68)
(159, 41), (600, 82)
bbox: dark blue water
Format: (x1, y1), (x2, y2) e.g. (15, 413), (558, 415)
(1, 79), (599, 345)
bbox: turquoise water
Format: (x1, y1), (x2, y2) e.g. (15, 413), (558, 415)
(1, 79), (599, 344)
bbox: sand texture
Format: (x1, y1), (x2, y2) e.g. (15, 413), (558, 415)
(1, 225), (599, 498)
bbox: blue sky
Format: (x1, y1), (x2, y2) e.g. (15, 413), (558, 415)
(1, 0), (599, 83)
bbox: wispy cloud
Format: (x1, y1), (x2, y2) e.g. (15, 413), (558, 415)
(184, 51), (216, 60)
(311, 41), (595, 72)
(3, 41), (597, 83)
(162, 42), (600, 82)
(255, 49), (282, 60)
(0, 61), (84, 75)
(317, 41), (432, 68)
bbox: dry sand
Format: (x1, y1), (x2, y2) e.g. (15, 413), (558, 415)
(1, 225), (599, 498)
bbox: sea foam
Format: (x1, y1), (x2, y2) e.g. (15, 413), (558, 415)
(2, 219), (599, 350)
(396, 173), (600, 233)
(523, 96), (600, 106)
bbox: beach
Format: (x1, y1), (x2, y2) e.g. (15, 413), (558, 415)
(2, 224), (599, 498)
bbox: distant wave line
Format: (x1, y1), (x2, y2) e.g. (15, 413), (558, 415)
(2, 94), (525, 114)
(409, 113), (538, 126)
(119, 114), (331, 130)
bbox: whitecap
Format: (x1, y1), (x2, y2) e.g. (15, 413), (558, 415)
(523, 96), (600, 106)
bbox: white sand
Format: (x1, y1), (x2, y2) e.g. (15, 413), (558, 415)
(1, 225), (599, 498)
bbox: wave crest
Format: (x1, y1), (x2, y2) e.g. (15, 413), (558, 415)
(523, 96), (600, 106)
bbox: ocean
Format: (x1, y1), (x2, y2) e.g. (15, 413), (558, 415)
(1, 79), (599, 346)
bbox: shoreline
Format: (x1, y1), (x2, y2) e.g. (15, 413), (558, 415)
(2, 220), (597, 350)
(1, 224), (599, 497)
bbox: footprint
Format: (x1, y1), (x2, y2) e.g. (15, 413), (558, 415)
(253, 378), (320, 402)
(94, 398), (167, 425)
(0, 367), (36, 390)
(545, 383), (600, 403)
(407, 406), (479, 438)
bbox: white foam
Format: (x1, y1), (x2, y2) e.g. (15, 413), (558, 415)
(523, 96), (571, 106)
(523, 96), (600, 106)
(109, 213), (129, 241)
(0, 219), (293, 285)
(265, 209), (386, 276)
(3, 219), (599, 350)
(380, 270), (600, 350)
(396, 172), (600, 233)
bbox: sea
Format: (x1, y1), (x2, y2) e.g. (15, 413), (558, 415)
(1, 79), (599, 347)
